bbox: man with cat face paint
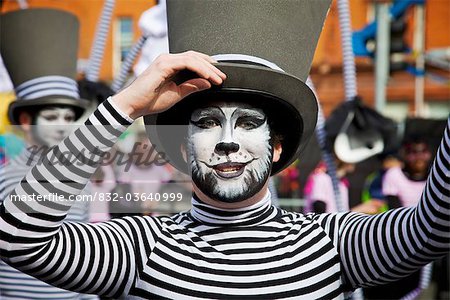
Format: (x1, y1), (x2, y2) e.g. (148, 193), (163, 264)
(188, 103), (274, 203)
(0, 1), (449, 299)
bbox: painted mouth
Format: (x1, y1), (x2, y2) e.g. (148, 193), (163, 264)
(213, 162), (246, 179)
(47, 135), (66, 142)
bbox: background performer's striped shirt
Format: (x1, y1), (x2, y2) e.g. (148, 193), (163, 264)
(0, 145), (97, 299)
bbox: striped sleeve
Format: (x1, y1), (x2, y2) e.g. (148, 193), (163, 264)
(335, 117), (449, 290)
(0, 99), (155, 298)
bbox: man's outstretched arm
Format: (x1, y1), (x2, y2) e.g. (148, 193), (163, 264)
(0, 52), (226, 297)
(336, 118), (449, 290)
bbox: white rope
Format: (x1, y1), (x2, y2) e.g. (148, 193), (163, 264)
(337, 0), (358, 101)
(336, 1), (362, 298)
(306, 77), (344, 213)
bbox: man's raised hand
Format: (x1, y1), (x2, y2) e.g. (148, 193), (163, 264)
(112, 51), (226, 119)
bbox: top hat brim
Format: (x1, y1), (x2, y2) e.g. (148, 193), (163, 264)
(8, 96), (90, 125)
(144, 62), (318, 175)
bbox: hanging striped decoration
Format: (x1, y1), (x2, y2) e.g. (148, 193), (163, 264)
(306, 77), (345, 213)
(336, 0), (433, 298)
(111, 36), (148, 92)
(85, 0), (116, 82)
(337, 0), (358, 101)
(400, 263), (433, 300)
(336, 5), (366, 299)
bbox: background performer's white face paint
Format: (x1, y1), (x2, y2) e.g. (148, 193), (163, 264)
(34, 107), (76, 146)
(188, 102), (272, 203)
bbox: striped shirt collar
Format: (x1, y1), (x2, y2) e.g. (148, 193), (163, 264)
(189, 191), (276, 226)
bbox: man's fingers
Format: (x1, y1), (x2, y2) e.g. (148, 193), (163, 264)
(164, 53), (226, 85)
(176, 50), (218, 64)
(190, 55), (227, 83)
(179, 78), (212, 98)
(114, 51), (227, 118)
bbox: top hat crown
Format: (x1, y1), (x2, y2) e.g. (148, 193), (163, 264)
(145, 0), (331, 175)
(167, 0), (330, 81)
(1, 8), (89, 124)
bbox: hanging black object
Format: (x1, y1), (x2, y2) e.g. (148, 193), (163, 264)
(325, 97), (398, 163)
(78, 79), (114, 104)
(77, 79), (115, 121)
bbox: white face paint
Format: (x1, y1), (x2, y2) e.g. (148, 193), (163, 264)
(33, 107), (76, 146)
(187, 102), (273, 203)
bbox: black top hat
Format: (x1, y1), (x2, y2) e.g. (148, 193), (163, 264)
(144, 0), (331, 175)
(1, 8), (89, 124)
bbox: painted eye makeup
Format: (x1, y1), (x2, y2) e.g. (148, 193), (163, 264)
(235, 116), (265, 130)
(190, 117), (221, 129)
(42, 114), (58, 122)
(65, 113), (75, 122)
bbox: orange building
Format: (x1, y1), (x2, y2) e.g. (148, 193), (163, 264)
(314, 0), (449, 117)
(2, 0), (449, 116)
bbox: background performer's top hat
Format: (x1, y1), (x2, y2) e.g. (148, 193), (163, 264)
(145, 0), (332, 175)
(1, 8), (89, 124)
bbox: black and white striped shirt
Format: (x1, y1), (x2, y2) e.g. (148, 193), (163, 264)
(0, 148), (97, 299)
(0, 100), (448, 299)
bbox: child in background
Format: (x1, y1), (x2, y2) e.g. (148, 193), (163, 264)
(304, 155), (384, 214)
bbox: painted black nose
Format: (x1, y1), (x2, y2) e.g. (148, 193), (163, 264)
(215, 142), (240, 155)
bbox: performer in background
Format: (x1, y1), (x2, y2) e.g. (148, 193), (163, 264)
(0, 9), (97, 300)
(0, 1), (448, 299)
